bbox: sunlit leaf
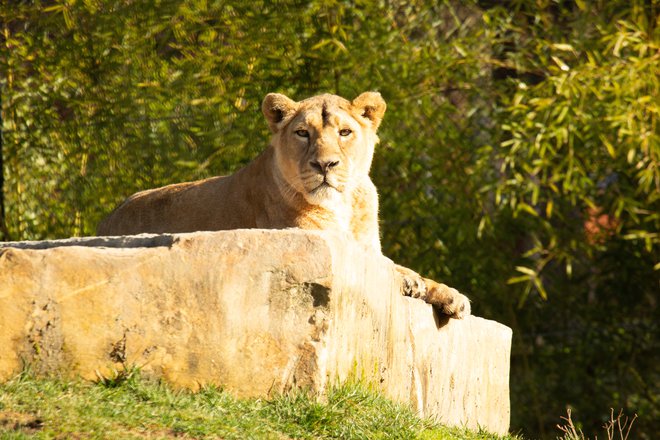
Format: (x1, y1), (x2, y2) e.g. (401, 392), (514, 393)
(515, 266), (537, 277)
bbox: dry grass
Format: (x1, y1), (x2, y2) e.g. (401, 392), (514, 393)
(557, 408), (637, 440)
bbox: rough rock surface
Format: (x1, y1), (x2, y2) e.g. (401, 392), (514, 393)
(0, 229), (511, 434)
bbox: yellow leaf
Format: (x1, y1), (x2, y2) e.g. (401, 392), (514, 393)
(518, 202), (539, 217)
(311, 39), (332, 51)
(533, 277), (548, 300)
(600, 135), (616, 158)
(515, 266), (537, 276)
(613, 33), (626, 57)
(552, 43), (575, 52)
(507, 275), (530, 285)
(551, 56), (570, 71)
(546, 200), (554, 218)
(477, 217), (487, 238)
(331, 39), (348, 53)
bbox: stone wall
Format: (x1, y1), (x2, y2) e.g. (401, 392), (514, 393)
(0, 229), (511, 434)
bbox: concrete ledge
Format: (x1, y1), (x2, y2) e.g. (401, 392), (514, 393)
(0, 229), (511, 434)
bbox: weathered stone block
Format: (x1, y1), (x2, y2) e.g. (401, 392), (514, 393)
(0, 229), (511, 434)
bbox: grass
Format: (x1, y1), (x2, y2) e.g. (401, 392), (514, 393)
(0, 369), (519, 439)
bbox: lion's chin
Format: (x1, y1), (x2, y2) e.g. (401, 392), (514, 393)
(304, 183), (342, 206)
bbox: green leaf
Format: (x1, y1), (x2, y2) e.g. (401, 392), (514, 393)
(507, 275), (530, 285)
(517, 202), (539, 217)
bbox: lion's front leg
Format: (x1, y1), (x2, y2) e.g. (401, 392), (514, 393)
(395, 265), (471, 319)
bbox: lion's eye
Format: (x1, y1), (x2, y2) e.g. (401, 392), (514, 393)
(339, 129), (352, 137)
(295, 129), (310, 138)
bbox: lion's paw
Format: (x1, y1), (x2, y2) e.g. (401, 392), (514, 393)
(394, 264), (471, 319)
(427, 282), (471, 319)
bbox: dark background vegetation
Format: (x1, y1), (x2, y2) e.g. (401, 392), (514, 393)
(1, 1), (658, 438)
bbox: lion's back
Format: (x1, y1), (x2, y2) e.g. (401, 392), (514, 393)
(97, 176), (236, 235)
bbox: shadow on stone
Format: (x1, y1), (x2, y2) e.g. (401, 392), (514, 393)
(306, 283), (330, 308)
(0, 234), (177, 250)
(432, 308), (451, 329)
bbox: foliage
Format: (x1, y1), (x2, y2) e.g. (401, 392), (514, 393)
(1, 1), (658, 438)
(0, 370), (517, 439)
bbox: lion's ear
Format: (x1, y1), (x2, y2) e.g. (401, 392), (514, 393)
(352, 92), (386, 130)
(262, 93), (298, 133)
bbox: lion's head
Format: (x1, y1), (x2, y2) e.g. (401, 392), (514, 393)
(262, 92), (386, 207)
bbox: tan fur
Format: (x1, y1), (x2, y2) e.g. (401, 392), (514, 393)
(98, 92), (470, 318)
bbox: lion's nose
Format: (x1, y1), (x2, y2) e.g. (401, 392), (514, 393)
(310, 159), (340, 174)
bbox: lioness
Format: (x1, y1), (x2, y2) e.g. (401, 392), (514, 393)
(98, 92), (470, 318)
